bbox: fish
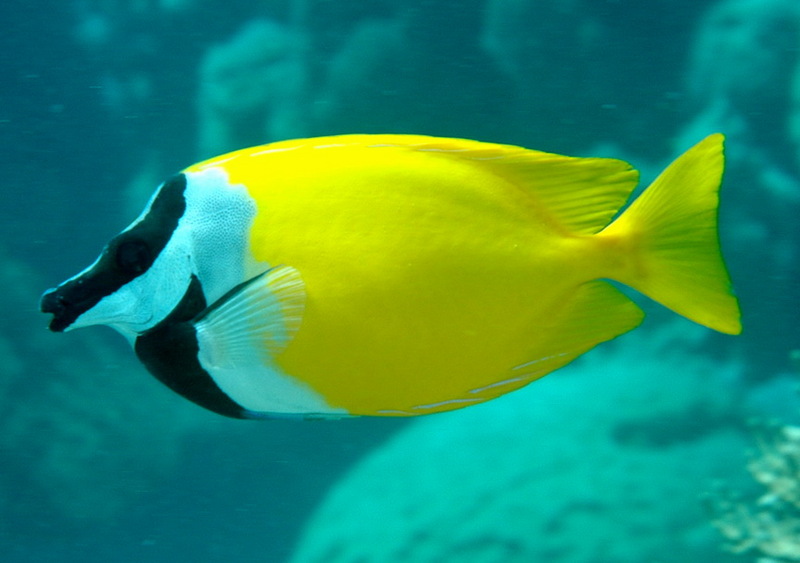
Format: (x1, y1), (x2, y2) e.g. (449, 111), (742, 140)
(40, 133), (741, 419)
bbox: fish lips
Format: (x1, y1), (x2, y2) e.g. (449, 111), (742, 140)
(40, 282), (91, 332)
(40, 287), (71, 332)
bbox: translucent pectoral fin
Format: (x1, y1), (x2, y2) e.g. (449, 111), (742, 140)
(194, 265), (306, 369)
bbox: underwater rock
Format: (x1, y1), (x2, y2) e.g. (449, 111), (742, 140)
(683, 0), (800, 161)
(196, 19), (309, 158)
(196, 1), (513, 143)
(290, 322), (752, 563)
(481, 0), (610, 147)
(312, 1), (513, 139)
(678, 0), (800, 377)
(310, 17), (406, 132)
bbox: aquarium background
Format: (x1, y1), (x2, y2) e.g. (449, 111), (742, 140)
(2, 0), (799, 561)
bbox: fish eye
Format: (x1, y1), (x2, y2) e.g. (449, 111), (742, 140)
(115, 238), (153, 275)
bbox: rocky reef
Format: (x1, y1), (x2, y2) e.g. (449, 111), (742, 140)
(709, 422), (800, 562)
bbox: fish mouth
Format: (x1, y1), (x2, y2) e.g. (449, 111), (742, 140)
(40, 287), (77, 332)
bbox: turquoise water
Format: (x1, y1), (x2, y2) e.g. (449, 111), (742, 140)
(2, 0), (799, 561)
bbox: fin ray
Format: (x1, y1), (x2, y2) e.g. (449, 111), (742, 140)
(600, 133), (742, 335)
(370, 136), (640, 234)
(469, 280), (644, 401)
(194, 265), (306, 369)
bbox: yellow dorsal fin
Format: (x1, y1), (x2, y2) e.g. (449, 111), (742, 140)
(360, 135), (640, 235)
(190, 134), (640, 234)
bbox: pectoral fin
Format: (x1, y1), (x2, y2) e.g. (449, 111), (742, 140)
(194, 265), (306, 369)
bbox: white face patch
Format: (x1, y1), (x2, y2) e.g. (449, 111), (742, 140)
(70, 249), (193, 339)
(109, 167), (259, 335)
(181, 167), (260, 305)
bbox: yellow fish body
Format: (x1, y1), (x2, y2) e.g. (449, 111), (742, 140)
(40, 134), (741, 418)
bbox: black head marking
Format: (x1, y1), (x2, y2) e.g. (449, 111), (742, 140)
(40, 173), (188, 332)
(114, 238), (154, 276)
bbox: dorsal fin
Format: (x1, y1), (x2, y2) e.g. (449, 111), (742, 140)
(189, 134), (640, 235)
(367, 135), (640, 235)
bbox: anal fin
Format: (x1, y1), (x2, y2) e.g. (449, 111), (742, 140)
(471, 280), (645, 400)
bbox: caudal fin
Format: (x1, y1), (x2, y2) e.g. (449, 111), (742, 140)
(600, 134), (742, 335)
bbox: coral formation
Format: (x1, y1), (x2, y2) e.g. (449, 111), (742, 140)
(680, 0), (800, 167)
(290, 322), (750, 563)
(678, 0), (800, 376)
(686, 0), (799, 118)
(481, 0), (610, 147)
(196, 18), (309, 158)
(311, 0), (512, 140)
(708, 423), (800, 562)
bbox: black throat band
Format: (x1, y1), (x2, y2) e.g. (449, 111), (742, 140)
(134, 275), (248, 419)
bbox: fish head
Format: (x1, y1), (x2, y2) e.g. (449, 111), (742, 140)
(40, 174), (198, 340)
(41, 168), (258, 340)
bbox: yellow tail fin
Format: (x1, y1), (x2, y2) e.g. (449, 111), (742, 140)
(600, 134), (742, 335)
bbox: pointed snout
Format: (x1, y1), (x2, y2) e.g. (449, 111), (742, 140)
(40, 286), (73, 332)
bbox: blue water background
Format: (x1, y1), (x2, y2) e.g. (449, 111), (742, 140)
(1, 0), (798, 561)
